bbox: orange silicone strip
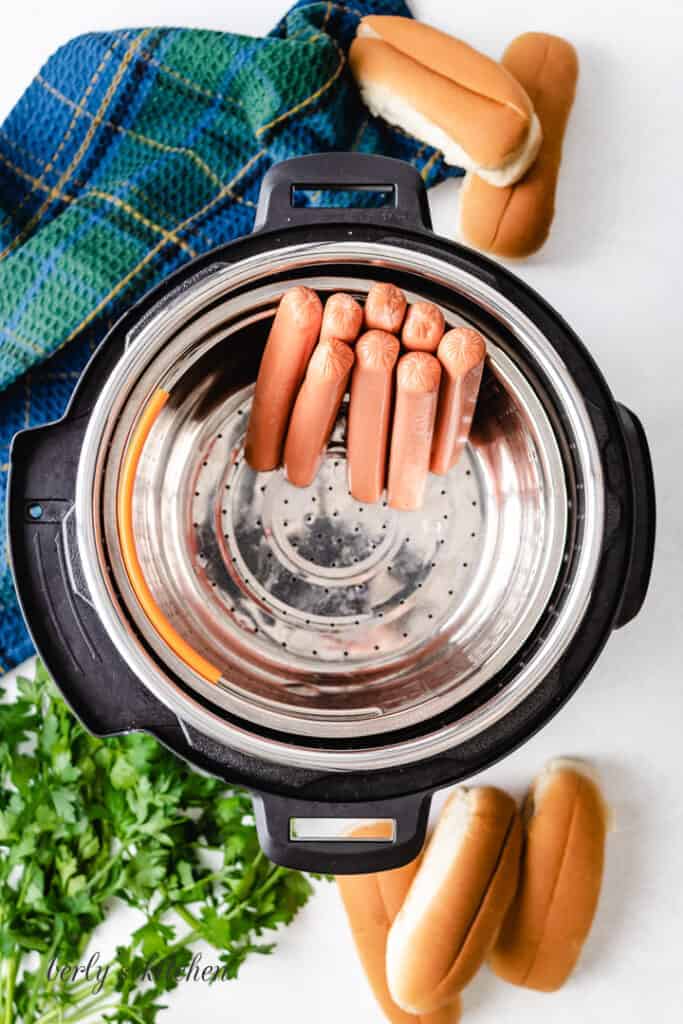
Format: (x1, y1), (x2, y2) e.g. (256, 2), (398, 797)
(116, 388), (222, 684)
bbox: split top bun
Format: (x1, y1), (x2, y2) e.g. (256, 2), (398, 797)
(490, 758), (608, 992)
(457, 32), (579, 257)
(386, 787), (521, 1013)
(349, 16), (542, 186)
(337, 822), (462, 1024)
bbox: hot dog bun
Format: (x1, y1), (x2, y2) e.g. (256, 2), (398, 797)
(386, 787), (521, 1013)
(337, 823), (462, 1024)
(458, 33), (578, 257)
(350, 17), (541, 187)
(490, 758), (607, 992)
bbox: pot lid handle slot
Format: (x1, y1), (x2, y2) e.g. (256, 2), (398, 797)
(252, 789), (431, 874)
(254, 152), (432, 233)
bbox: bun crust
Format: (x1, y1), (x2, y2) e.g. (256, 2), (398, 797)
(386, 787), (521, 1013)
(490, 759), (607, 991)
(458, 33), (578, 256)
(349, 18), (540, 182)
(359, 16), (532, 118)
(337, 823), (462, 1024)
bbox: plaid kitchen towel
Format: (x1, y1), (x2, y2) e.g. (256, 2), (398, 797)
(0, 0), (462, 671)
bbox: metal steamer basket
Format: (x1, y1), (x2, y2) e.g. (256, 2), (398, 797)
(9, 155), (655, 873)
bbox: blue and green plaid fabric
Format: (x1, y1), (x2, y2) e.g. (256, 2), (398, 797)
(0, 0), (462, 671)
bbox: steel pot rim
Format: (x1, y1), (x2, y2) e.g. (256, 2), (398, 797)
(75, 239), (605, 772)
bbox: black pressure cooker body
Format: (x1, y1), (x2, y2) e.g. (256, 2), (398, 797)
(8, 155), (655, 873)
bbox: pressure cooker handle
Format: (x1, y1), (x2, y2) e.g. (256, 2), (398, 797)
(8, 419), (184, 738)
(614, 403), (656, 628)
(252, 790), (432, 874)
(254, 152), (432, 232)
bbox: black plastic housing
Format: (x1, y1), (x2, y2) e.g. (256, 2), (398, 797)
(8, 154), (655, 872)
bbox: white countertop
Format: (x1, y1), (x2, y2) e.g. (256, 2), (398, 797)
(1, 1), (682, 1020)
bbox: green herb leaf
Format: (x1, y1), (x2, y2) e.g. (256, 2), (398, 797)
(0, 660), (316, 1022)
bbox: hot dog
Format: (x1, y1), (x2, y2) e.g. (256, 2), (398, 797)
(321, 292), (364, 344)
(245, 286), (323, 471)
(388, 352), (441, 511)
(364, 282), (407, 333)
(402, 302), (446, 353)
(431, 327), (486, 475)
(284, 338), (355, 487)
(347, 329), (401, 504)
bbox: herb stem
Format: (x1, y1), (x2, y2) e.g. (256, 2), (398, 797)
(218, 861), (287, 925)
(3, 955), (17, 1024)
(31, 1005), (61, 1024)
(175, 868), (224, 898)
(31, 971), (119, 1024)
(0, 660), (314, 1024)
(62, 1001), (118, 1024)
(151, 928), (200, 966)
(22, 953), (47, 1023)
(81, 853), (122, 895)
(254, 864), (287, 899)
(175, 905), (201, 930)
(25, 926), (63, 1021)
(54, 971), (118, 1006)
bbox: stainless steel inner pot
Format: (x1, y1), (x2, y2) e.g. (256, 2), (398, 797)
(74, 241), (603, 772)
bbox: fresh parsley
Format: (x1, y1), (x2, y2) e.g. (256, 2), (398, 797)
(0, 660), (314, 1022)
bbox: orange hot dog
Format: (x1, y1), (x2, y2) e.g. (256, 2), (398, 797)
(388, 352), (441, 511)
(245, 286), (323, 471)
(284, 338), (355, 487)
(401, 302), (446, 353)
(347, 329), (401, 504)
(431, 327), (486, 475)
(321, 292), (364, 344)
(364, 282), (407, 333)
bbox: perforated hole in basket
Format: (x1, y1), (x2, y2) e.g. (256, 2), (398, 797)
(187, 395), (484, 669)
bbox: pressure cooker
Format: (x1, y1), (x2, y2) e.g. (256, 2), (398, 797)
(8, 154), (655, 873)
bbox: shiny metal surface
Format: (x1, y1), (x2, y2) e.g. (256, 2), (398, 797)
(110, 345), (562, 738)
(75, 241), (604, 771)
